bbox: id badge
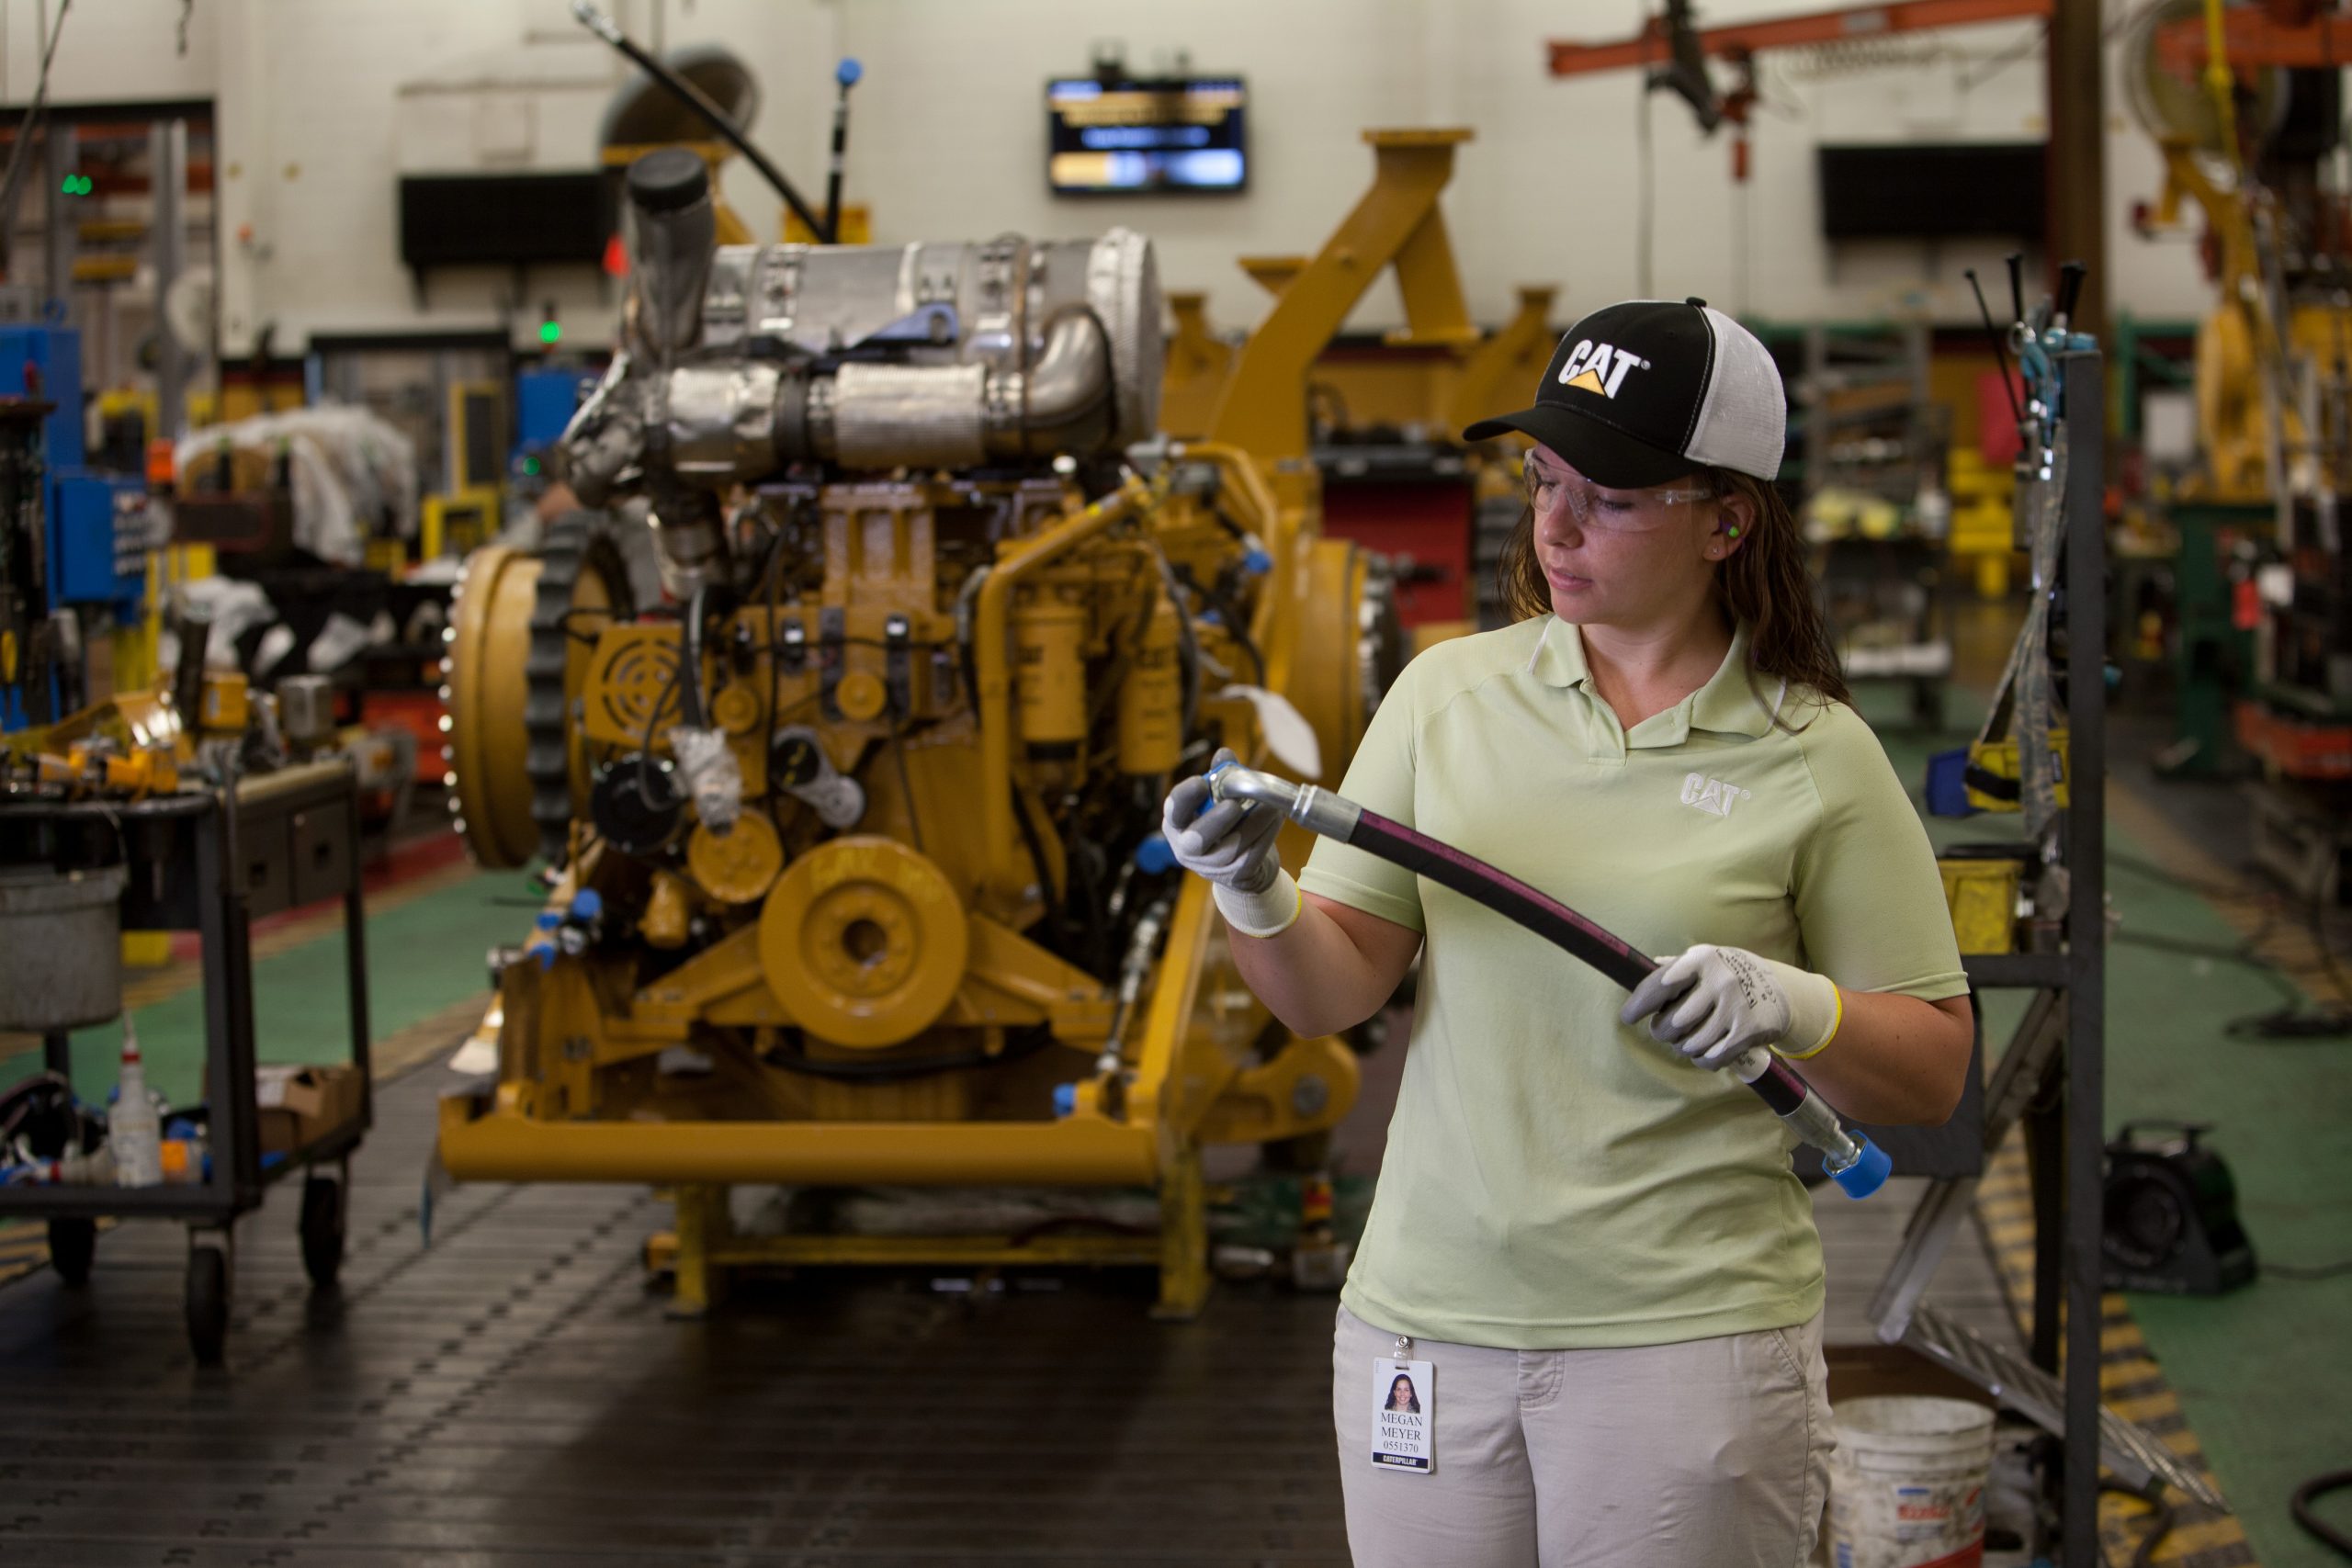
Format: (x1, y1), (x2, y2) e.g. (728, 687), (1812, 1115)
(1370, 1356), (1434, 1473)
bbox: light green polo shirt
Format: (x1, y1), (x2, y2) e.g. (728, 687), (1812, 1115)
(1300, 615), (1968, 1350)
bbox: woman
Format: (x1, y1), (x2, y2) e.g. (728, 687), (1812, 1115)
(1162, 299), (1972, 1567)
(1385, 1373), (1422, 1416)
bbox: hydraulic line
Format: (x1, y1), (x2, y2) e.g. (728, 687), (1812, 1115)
(1206, 762), (1892, 1198)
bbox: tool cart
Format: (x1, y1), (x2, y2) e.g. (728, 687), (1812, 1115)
(0, 761), (371, 1363)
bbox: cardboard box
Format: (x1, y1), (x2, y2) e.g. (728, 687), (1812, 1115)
(254, 1063), (364, 1155)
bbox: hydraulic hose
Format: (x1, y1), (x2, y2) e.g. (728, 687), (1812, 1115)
(1206, 762), (1892, 1199)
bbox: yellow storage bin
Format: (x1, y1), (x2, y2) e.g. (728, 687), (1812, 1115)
(1939, 854), (2023, 955)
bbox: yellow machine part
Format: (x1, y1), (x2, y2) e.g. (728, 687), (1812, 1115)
(446, 546), (545, 867)
(1295, 536), (1376, 784)
(757, 836), (971, 1049)
(2144, 138), (2352, 505)
(1159, 291), (1234, 440)
(2192, 298), (2352, 502)
(422, 490), (499, 561)
(435, 209), (1394, 1314)
(1013, 595), (1089, 750)
(198, 671), (248, 734)
(643, 872), (693, 948)
(687, 814), (785, 906)
(1117, 593), (1183, 774)
(1165, 130), (1558, 463)
(447, 539), (625, 869)
(1208, 130), (1478, 468)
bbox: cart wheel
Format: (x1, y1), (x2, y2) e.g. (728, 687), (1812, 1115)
(300, 1174), (346, 1289)
(185, 1245), (229, 1365)
(46, 1217), (96, 1286)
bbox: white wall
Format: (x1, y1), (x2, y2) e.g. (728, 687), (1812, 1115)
(13, 0), (2214, 358)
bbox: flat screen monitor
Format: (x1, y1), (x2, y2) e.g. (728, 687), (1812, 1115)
(1815, 142), (2045, 241)
(1047, 76), (1247, 196)
(399, 172), (616, 268)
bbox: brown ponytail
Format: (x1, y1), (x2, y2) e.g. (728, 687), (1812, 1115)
(1492, 467), (1850, 717)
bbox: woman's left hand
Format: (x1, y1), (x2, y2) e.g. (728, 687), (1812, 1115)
(1620, 944), (1842, 1071)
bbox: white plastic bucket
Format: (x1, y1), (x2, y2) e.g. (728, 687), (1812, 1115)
(1826, 1395), (1997, 1568)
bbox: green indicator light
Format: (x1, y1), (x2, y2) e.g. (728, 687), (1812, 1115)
(537, 320), (561, 345)
(522, 456), (541, 476)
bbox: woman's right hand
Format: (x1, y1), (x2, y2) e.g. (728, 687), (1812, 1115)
(1161, 748), (1283, 893)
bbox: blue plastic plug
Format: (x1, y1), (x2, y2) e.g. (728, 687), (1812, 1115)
(1242, 547), (1272, 576)
(1829, 1134), (1894, 1200)
(570, 889), (603, 922)
(1134, 833), (1177, 874)
(1200, 758), (1238, 818)
(1051, 1082), (1077, 1119)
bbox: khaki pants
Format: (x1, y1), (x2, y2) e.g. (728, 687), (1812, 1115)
(1333, 1303), (1833, 1568)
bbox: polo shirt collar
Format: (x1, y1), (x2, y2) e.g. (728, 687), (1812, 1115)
(1529, 617), (1787, 740)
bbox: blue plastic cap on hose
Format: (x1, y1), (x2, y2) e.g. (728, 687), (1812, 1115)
(570, 889), (603, 923)
(535, 910), (562, 931)
(1830, 1134), (1894, 1200)
(837, 57), (864, 86)
(1051, 1082), (1077, 1119)
(1242, 547), (1272, 576)
(1134, 833), (1177, 874)
(1200, 758), (1237, 818)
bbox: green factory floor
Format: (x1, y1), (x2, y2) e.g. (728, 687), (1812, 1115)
(6, 688), (2349, 1564)
(0, 860), (536, 1110)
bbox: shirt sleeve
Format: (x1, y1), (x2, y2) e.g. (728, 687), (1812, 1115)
(1791, 705), (1970, 1001)
(1298, 657), (1427, 933)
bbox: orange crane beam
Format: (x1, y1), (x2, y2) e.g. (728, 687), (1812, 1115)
(2155, 6), (2352, 72)
(1547, 0), (2050, 76)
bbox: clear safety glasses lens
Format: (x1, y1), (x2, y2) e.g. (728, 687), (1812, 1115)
(1521, 457), (1713, 534)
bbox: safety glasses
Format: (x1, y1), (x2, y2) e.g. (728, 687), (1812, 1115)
(1521, 450), (1715, 534)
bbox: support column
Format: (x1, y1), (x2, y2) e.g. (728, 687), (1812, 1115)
(2045, 0), (2107, 336)
(2059, 347), (2110, 1568)
(149, 120), (189, 443)
(668, 1182), (731, 1319)
(43, 125), (77, 310)
(1151, 1146), (1209, 1321)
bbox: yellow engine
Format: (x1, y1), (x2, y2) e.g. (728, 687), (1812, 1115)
(434, 148), (1385, 1316)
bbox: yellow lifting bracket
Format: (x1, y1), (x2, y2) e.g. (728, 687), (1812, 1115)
(1207, 129), (1479, 468)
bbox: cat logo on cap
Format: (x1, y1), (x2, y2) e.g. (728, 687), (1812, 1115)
(1556, 339), (1650, 399)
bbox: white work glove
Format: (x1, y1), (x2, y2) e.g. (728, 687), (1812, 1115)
(1619, 944), (1843, 1071)
(1159, 748), (1299, 937)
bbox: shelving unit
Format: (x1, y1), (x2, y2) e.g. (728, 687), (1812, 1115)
(1797, 321), (1956, 728)
(1855, 344), (2222, 1562)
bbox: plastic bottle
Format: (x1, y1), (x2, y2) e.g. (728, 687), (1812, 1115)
(111, 1016), (164, 1188)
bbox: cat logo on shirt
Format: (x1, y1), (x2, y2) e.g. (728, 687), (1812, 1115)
(1680, 773), (1751, 818)
(1556, 339), (1651, 398)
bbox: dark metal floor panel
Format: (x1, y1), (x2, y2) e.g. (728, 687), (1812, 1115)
(0, 1068), (1351, 1566)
